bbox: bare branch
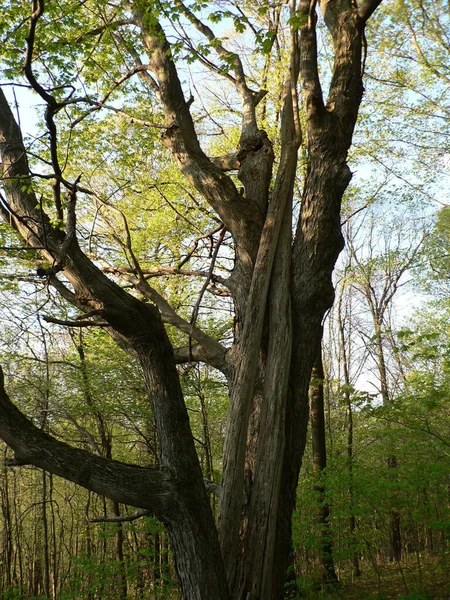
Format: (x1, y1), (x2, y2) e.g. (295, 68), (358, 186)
(83, 102), (167, 129)
(190, 227), (227, 334)
(91, 477), (221, 520)
(71, 65), (159, 127)
(91, 509), (150, 523)
(174, 0), (261, 138)
(74, 18), (136, 43)
(101, 264), (228, 286)
(100, 263), (229, 374)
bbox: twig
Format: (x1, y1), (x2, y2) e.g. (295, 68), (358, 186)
(190, 226), (227, 345)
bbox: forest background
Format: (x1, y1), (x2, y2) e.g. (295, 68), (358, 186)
(0, 0), (449, 599)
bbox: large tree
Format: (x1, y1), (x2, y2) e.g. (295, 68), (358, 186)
(0, 0), (383, 597)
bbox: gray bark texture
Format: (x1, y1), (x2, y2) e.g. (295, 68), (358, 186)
(0, 0), (384, 597)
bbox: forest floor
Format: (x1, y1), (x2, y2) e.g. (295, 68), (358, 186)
(297, 555), (450, 599)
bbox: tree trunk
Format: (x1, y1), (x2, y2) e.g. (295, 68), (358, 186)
(42, 470), (51, 599)
(373, 316), (402, 563)
(337, 281), (362, 577)
(310, 344), (338, 582)
(1, 451), (13, 590)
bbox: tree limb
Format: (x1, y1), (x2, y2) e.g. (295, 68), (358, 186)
(101, 264), (228, 287)
(174, 0), (261, 138)
(0, 365), (174, 517)
(299, 0), (325, 123)
(358, 0), (384, 22)
(43, 316), (109, 328)
(133, 8), (263, 263)
(98, 262), (229, 374)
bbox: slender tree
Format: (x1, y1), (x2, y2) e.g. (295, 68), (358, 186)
(336, 265), (362, 578)
(310, 341), (338, 582)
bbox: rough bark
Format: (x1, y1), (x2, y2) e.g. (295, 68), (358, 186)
(218, 43), (300, 590)
(272, 3), (370, 595)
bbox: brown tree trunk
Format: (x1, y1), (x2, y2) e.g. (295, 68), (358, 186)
(272, 5), (370, 593)
(374, 315), (402, 563)
(1, 451), (13, 590)
(42, 470), (51, 599)
(337, 282), (362, 577)
(388, 455), (402, 563)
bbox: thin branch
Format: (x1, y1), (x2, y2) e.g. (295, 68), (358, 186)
(102, 264), (229, 373)
(71, 65), (158, 127)
(91, 509), (150, 523)
(100, 264), (228, 286)
(0, 246), (46, 251)
(115, 33), (160, 94)
(83, 102), (167, 129)
(174, 0), (260, 137)
(74, 18), (136, 43)
(190, 226), (227, 331)
(178, 224), (225, 268)
(24, 1), (57, 108)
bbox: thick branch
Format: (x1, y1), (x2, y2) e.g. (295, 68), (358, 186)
(134, 9), (262, 264)
(0, 365), (173, 517)
(211, 153), (240, 172)
(43, 316), (109, 328)
(173, 344), (224, 367)
(299, 0), (325, 123)
(358, 0), (384, 21)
